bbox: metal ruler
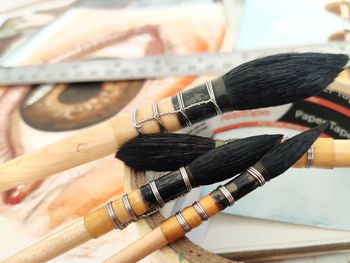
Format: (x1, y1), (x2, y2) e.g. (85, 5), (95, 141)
(0, 42), (349, 85)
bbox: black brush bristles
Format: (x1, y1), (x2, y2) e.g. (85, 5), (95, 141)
(116, 133), (215, 171)
(222, 53), (349, 110)
(260, 122), (330, 179)
(188, 134), (282, 185)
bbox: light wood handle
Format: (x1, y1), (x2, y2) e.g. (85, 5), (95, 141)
(293, 138), (350, 168)
(334, 139), (350, 167)
(0, 98), (181, 191)
(103, 227), (168, 263)
(161, 195), (220, 243)
(85, 189), (150, 238)
(3, 218), (91, 263)
(5, 189), (153, 262)
(0, 120), (118, 191)
(104, 195), (221, 262)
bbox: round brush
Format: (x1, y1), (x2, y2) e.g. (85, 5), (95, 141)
(0, 53), (347, 191)
(104, 123), (329, 263)
(3, 134), (282, 263)
(116, 133), (350, 171)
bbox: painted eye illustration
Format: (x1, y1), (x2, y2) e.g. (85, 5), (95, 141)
(20, 80), (144, 131)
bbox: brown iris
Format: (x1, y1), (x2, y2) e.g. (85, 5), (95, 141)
(20, 80), (143, 131)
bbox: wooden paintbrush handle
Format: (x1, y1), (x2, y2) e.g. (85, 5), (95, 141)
(293, 138), (350, 168)
(103, 227), (168, 263)
(3, 218), (91, 263)
(104, 195), (221, 263)
(0, 98), (181, 191)
(334, 139), (350, 167)
(105, 165), (269, 262)
(6, 177), (188, 262)
(0, 120), (118, 191)
(161, 195), (221, 242)
(85, 189), (150, 238)
(84, 168), (190, 238)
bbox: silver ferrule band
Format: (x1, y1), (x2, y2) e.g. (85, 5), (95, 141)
(176, 92), (192, 127)
(130, 103), (168, 135)
(131, 109), (142, 135)
(218, 186), (235, 206)
(247, 167), (266, 186)
(179, 167), (192, 192)
(149, 180), (165, 207)
(175, 212), (191, 232)
(306, 147), (314, 168)
(193, 202), (209, 221)
(141, 209), (159, 218)
(122, 195), (138, 222)
(206, 80), (222, 115)
(106, 201), (125, 230)
(152, 103), (167, 132)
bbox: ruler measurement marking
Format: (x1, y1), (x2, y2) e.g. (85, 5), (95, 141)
(0, 43), (348, 85)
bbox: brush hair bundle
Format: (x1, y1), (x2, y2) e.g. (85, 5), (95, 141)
(223, 53), (349, 110)
(260, 122), (329, 178)
(116, 133), (214, 171)
(188, 134), (282, 185)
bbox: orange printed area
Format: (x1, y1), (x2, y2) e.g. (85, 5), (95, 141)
(305, 97), (350, 117)
(220, 109), (271, 121)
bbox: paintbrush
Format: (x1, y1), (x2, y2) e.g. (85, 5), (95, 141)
(103, 123), (329, 263)
(3, 134), (281, 263)
(116, 132), (350, 171)
(0, 53), (347, 191)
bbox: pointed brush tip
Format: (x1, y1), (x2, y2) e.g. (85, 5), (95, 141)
(260, 123), (329, 178)
(301, 121), (330, 139)
(317, 121), (330, 132)
(267, 134), (284, 144)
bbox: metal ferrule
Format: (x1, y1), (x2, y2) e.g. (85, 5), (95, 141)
(151, 103), (167, 132)
(179, 167), (192, 192)
(149, 180), (165, 207)
(175, 212), (192, 232)
(176, 80), (223, 125)
(122, 194), (138, 222)
(247, 166), (266, 186)
(193, 201), (209, 221)
(176, 92), (193, 127)
(205, 80), (223, 115)
(106, 201), (125, 230)
(218, 186), (235, 206)
(170, 78), (228, 127)
(131, 109), (142, 135)
(305, 147), (314, 168)
(140, 209), (159, 218)
(130, 103), (167, 134)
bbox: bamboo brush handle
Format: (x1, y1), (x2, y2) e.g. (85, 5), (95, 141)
(5, 189), (151, 262)
(0, 98), (181, 191)
(334, 139), (350, 167)
(293, 138), (350, 168)
(104, 195), (221, 263)
(103, 227), (168, 263)
(6, 177), (184, 262)
(84, 189), (150, 238)
(3, 218), (91, 263)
